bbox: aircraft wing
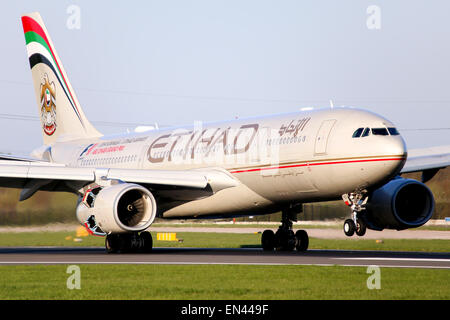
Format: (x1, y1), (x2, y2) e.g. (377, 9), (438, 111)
(401, 145), (450, 182)
(0, 153), (43, 162)
(0, 159), (239, 201)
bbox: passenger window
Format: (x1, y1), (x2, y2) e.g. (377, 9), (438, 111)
(371, 128), (389, 136)
(361, 127), (370, 137)
(352, 128), (364, 138)
(388, 127), (400, 135)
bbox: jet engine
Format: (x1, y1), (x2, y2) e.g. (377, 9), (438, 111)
(76, 183), (157, 234)
(364, 177), (435, 231)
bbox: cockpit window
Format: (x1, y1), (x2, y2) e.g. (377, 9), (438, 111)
(353, 127), (400, 138)
(361, 127), (370, 137)
(388, 127), (400, 135)
(371, 128), (389, 136)
(352, 128), (364, 138)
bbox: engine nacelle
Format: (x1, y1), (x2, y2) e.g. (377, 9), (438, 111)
(365, 177), (435, 230)
(76, 183), (157, 234)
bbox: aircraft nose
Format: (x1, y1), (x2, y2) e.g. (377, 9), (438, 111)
(360, 134), (407, 186)
(385, 134), (408, 174)
(388, 135), (407, 157)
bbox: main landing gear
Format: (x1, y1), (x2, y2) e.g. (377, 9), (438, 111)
(261, 208), (309, 252)
(342, 192), (368, 237)
(105, 231), (153, 253)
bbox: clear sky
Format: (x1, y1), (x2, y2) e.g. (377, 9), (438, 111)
(1, 1), (449, 155)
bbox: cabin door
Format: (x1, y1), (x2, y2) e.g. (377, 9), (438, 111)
(314, 119), (336, 155)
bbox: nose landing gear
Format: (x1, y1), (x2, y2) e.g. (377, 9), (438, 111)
(342, 191), (368, 237)
(343, 218), (367, 237)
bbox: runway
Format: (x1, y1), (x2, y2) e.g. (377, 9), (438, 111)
(0, 247), (449, 269)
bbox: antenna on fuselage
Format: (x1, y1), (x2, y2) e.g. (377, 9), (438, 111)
(329, 100), (334, 109)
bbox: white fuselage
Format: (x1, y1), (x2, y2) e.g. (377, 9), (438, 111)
(48, 107), (407, 218)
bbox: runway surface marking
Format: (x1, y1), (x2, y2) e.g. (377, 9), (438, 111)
(0, 247), (449, 269)
(0, 261), (448, 269)
(334, 257), (450, 262)
(0, 261), (336, 266)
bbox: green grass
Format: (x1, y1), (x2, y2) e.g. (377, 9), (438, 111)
(0, 231), (448, 300)
(417, 225), (450, 231)
(0, 231), (449, 252)
(0, 264), (448, 300)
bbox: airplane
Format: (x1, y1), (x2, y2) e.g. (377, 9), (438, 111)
(2, 12), (449, 253)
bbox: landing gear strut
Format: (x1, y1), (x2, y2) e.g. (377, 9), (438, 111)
(261, 207), (309, 252)
(342, 191), (368, 237)
(105, 231), (153, 253)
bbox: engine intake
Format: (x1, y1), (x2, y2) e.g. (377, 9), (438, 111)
(365, 178), (434, 230)
(76, 183), (157, 234)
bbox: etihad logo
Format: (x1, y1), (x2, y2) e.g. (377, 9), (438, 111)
(40, 74), (57, 136)
(279, 117), (311, 137)
(145, 118), (312, 167)
(147, 124), (260, 164)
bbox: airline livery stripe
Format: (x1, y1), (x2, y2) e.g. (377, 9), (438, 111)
(24, 32), (72, 103)
(21, 16), (83, 124)
(25, 32), (52, 58)
(26, 41), (54, 69)
(28, 52), (70, 104)
(22, 16), (52, 53)
(229, 157), (406, 174)
(28, 53), (83, 123)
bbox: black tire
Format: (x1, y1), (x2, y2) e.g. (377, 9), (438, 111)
(117, 233), (132, 253)
(344, 219), (356, 237)
(105, 234), (119, 254)
(261, 230), (275, 251)
(275, 229), (295, 251)
(356, 219), (367, 237)
(140, 231), (153, 253)
(286, 230), (296, 251)
(295, 230), (309, 252)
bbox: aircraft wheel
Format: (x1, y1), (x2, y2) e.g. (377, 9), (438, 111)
(261, 230), (275, 251)
(295, 230), (309, 252)
(140, 231), (153, 253)
(276, 229), (295, 251)
(356, 219), (367, 237)
(105, 234), (120, 254)
(343, 219), (356, 237)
